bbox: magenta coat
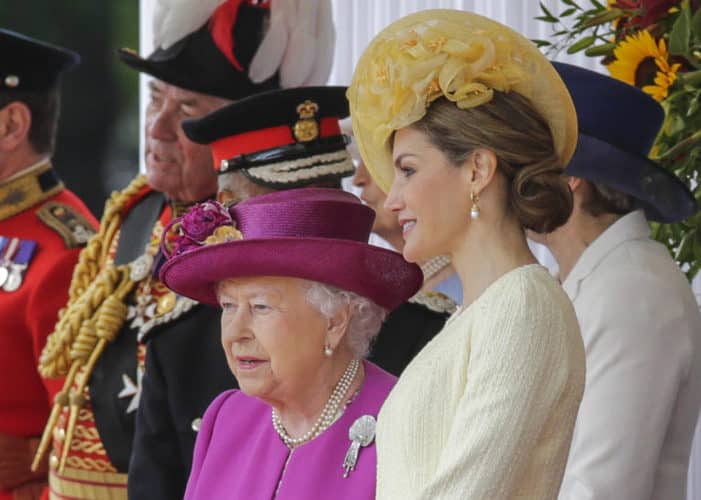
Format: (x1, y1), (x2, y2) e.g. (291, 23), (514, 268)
(184, 361), (396, 499)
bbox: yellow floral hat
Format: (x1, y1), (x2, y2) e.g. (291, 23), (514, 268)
(347, 9), (578, 193)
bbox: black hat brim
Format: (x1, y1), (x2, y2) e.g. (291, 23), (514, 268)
(117, 4), (278, 100)
(567, 133), (697, 223)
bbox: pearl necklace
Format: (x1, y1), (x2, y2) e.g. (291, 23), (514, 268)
(272, 359), (360, 448)
(420, 255), (451, 281)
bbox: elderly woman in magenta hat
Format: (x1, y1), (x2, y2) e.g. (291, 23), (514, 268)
(347, 9), (586, 499)
(159, 188), (422, 499)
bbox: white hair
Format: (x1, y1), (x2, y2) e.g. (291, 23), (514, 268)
(304, 281), (387, 359)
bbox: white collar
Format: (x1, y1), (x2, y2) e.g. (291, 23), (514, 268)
(562, 209), (650, 300)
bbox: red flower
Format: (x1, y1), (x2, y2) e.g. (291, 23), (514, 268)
(612, 0), (681, 27)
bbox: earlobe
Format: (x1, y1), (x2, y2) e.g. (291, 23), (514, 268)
(325, 304), (352, 351)
(567, 176), (582, 192)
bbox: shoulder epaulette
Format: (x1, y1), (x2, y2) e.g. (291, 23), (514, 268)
(37, 201), (96, 248)
(0, 162), (63, 221)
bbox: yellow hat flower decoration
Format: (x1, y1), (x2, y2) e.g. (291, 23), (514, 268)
(348, 9), (578, 193)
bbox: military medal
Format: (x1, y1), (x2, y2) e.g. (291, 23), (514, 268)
(342, 415), (376, 478)
(4, 264), (24, 292)
(4, 240), (37, 292)
(0, 237), (11, 287)
(0, 238), (20, 289)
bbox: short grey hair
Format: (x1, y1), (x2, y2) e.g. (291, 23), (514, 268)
(304, 281), (388, 359)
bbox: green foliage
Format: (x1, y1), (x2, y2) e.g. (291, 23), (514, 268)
(536, 0), (701, 280)
(533, 0), (623, 55)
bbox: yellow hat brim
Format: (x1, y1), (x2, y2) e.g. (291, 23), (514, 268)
(347, 9), (578, 193)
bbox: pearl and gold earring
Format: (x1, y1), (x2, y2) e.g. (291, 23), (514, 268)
(324, 344), (333, 357)
(470, 191), (481, 220)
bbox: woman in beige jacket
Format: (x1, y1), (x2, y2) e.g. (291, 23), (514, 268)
(348, 9), (586, 499)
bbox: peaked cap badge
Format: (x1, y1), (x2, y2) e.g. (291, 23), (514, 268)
(293, 100), (320, 143)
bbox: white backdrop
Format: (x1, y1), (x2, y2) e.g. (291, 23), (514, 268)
(137, 2), (701, 495)
(327, 0), (602, 85)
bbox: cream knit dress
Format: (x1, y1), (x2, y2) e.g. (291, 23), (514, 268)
(376, 264), (585, 499)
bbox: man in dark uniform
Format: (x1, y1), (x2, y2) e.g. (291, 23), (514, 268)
(0, 30), (98, 500)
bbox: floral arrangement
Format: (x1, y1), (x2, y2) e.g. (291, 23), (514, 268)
(535, 0), (701, 279)
(166, 200), (243, 257)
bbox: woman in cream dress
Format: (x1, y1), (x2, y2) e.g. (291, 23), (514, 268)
(347, 10), (586, 500)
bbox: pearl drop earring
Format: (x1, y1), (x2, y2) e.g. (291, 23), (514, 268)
(470, 191), (481, 220)
(324, 344), (333, 357)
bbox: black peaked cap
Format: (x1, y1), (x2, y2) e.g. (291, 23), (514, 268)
(182, 86), (349, 145)
(0, 29), (79, 92)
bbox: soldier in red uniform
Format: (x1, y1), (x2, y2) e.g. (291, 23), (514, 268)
(0, 30), (98, 500)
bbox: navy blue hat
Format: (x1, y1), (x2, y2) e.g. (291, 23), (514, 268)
(182, 86), (354, 189)
(553, 62), (697, 223)
(118, 0), (278, 101)
(0, 29), (79, 92)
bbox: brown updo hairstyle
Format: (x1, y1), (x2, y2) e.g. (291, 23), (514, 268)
(409, 93), (573, 234)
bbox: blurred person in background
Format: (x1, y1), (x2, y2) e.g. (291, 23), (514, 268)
(0, 29), (97, 500)
(535, 63), (701, 500)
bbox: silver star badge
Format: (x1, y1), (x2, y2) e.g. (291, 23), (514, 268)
(118, 367), (144, 414)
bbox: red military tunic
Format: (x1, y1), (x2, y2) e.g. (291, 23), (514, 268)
(0, 162), (97, 500)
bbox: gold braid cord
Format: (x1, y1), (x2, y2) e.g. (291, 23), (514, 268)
(32, 175), (147, 472)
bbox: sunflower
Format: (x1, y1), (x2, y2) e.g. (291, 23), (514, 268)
(608, 29), (681, 101)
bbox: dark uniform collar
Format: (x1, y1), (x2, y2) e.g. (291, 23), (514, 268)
(0, 160), (63, 221)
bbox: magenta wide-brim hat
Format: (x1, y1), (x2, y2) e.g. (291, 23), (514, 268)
(159, 189), (423, 311)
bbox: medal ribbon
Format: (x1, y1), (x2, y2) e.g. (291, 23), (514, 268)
(14, 240), (37, 266)
(2, 237), (20, 263)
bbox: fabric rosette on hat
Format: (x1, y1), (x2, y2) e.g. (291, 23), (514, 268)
(160, 188), (423, 311)
(347, 9), (578, 193)
(167, 200), (243, 256)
